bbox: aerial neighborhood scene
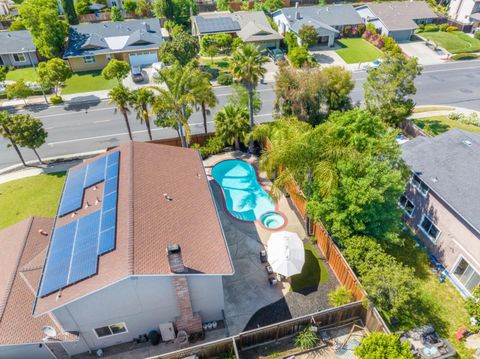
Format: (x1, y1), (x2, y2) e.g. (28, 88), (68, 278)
(0, 0), (480, 356)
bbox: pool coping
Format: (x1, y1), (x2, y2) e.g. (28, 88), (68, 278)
(208, 157), (289, 232)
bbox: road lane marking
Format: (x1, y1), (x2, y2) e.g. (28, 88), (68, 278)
(92, 119), (112, 124)
(34, 107), (116, 119)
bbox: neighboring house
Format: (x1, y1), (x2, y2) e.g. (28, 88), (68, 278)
(356, 1), (438, 42)
(272, 4), (363, 47)
(64, 19), (164, 72)
(449, 0), (480, 26)
(0, 0), (9, 15)
(191, 11), (283, 49)
(401, 129), (480, 297)
(0, 142), (233, 358)
(0, 30), (38, 68)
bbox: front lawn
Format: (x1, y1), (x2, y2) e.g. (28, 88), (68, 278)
(386, 230), (473, 358)
(199, 57), (230, 71)
(0, 173), (65, 230)
(420, 31), (480, 53)
(5, 67), (38, 82)
(61, 70), (116, 95)
(290, 244), (329, 291)
(413, 115), (480, 136)
(335, 38), (384, 64)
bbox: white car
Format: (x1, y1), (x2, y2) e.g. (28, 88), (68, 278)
(365, 59), (384, 71)
(151, 62), (166, 75)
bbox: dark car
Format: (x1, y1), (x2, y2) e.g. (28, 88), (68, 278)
(131, 66), (144, 83)
(268, 48), (285, 63)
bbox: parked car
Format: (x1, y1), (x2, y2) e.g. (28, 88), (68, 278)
(131, 66), (145, 83)
(268, 48), (285, 63)
(151, 62), (165, 75)
(365, 58), (383, 71)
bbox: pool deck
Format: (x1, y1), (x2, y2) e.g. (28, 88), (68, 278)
(204, 152), (338, 335)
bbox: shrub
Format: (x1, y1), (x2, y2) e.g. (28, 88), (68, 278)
(475, 31), (480, 40)
(424, 24), (439, 32)
(448, 112), (463, 121)
(328, 287), (354, 307)
(439, 23), (448, 31)
(343, 25), (352, 37)
(284, 32), (299, 53)
(448, 112), (480, 126)
(447, 26), (458, 32)
(192, 135), (225, 159)
(288, 46), (312, 68)
(294, 327), (318, 350)
(451, 53), (479, 60)
(418, 23), (425, 31)
(357, 24), (366, 36)
(50, 95), (63, 104)
(466, 286), (480, 332)
(382, 36), (402, 55)
(355, 333), (415, 359)
(217, 73), (233, 85)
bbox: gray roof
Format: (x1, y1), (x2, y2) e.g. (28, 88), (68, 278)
(401, 129), (480, 233)
(192, 11), (282, 41)
(0, 30), (35, 55)
(290, 17), (339, 34)
(64, 19), (164, 58)
(470, 12), (480, 22)
(358, 1), (438, 31)
(276, 5), (362, 30)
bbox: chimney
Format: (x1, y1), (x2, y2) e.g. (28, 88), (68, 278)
(295, 2), (301, 20)
(143, 21), (150, 32)
(167, 244), (203, 335)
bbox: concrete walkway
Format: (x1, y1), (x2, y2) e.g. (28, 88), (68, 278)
(410, 106), (479, 119)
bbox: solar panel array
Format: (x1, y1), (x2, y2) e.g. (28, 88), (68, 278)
(196, 16), (241, 34)
(39, 151), (120, 297)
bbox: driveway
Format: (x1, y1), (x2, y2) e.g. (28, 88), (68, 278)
(122, 66), (158, 89)
(309, 44), (347, 67)
(400, 39), (447, 65)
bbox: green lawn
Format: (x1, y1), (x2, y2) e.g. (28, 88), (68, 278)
(421, 31), (480, 53)
(0, 173), (65, 230)
(199, 57), (230, 71)
(335, 38), (384, 64)
(413, 106), (454, 113)
(290, 244), (329, 292)
(413, 115), (480, 136)
(61, 71), (116, 95)
(386, 230), (473, 358)
(5, 67), (38, 82)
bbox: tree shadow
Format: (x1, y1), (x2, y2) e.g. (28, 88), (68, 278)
(63, 96), (102, 112)
(291, 249), (320, 293)
(414, 119), (450, 136)
(244, 297), (292, 331)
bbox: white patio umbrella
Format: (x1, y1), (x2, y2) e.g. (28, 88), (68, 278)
(267, 231), (305, 277)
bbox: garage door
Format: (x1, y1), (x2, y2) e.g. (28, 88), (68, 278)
(128, 51), (158, 67)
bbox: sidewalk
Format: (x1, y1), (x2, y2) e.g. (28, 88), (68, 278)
(410, 106), (478, 119)
(1, 89), (111, 108)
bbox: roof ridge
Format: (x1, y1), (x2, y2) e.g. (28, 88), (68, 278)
(127, 141), (135, 274)
(0, 217), (33, 322)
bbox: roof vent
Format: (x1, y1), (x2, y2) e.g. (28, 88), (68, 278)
(38, 229), (49, 236)
(163, 193), (173, 201)
(462, 139), (473, 147)
(431, 177), (438, 183)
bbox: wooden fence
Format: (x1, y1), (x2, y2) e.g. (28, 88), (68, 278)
(78, 11), (137, 23)
(148, 132), (213, 147)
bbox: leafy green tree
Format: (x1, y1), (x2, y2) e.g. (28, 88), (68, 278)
(62, 0), (78, 24)
(214, 105), (250, 151)
(284, 32), (299, 53)
(229, 43), (268, 129)
(130, 88), (155, 140)
(159, 29), (199, 65)
(101, 59), (130, 83)
(466, 286), (480, 331)
(254, 0), (284, 11)
(123, 0), (137, 13)
(288, 46), (311, 68)
(111, 5), (123, 21)
(364, 54), (421, 126)
(153, 0), (174, 18)
(75, 0), (90, 15)
(108, 84), (133, 140)
(298, 24), (318, 48)
(135, 0), (151, 17)
(37, 58), (72, 96)
(8, 114), (48, 164)
(204, 44), (218, 64)
(9, 18), (26, 31)
(0, 111), (27, 166)
(322, 66), (354, 113)
(171, 0), (197, 26)
(0, 66), (8, 83)
(216, 0), (230, 11)
(354, 333), (415, 359)
(19, 0), (68, 58)
(192, 72), (217, 134)
(6, 79), (32, 105)
(228, 83), (261, 115)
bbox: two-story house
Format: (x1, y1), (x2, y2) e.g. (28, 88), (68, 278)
(449, 0), (480, 26)
(401, 129), (480, 297)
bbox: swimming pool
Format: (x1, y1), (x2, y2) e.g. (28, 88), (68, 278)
(212, 159), (275, 222)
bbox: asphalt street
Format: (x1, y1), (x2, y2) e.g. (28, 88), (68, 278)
(0, 60), (479, 170)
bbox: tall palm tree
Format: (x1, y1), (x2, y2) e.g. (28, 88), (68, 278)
(108, 84), (133, 140)
(192, 72), (217, 134)
(214, 104), (250, 151)
(229, 44), (268, 129)
(151, 63), (198, 147)
(130, 88), (155, 141)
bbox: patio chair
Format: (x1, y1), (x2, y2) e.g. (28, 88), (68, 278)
(268, 277), (278, 286)
(260, 250), (267, 263)
(265, 265), (273, 274)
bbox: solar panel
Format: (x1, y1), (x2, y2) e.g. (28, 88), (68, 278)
(107, 151), (120, 166)
(85, 156), (106, 188)
(105, 163), (119, 180)
(103, 192), (117, 212)
(58, 166), (87, 216)
(104, 177), (118, 196)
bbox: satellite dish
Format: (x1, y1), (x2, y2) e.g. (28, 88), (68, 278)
(42, 326), (57, 338)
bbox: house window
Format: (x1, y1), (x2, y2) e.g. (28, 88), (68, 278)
(411, 174), (429, 196)
(13, 53), (26, 62)
(83, 55), (96, 64)
(419, 215), (440, 242)
(453, 257), (480, 293)
(94, 323), (127, 338)
(399, 195), (415, 217)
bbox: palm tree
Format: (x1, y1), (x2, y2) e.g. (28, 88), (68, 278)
(192, 72), (217, 134)
(130, 88), (155, 141)
(229, 44), (268, 129)
(214, 104), (250, 151)
(108, 84), (133, 140)
(151, 63), (198, 147)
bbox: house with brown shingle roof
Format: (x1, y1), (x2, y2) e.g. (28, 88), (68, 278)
(0, 142), (233, 358)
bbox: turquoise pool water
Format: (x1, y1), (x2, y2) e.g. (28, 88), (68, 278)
(260, 212), (285, 229)
(212, 160), (275, 222)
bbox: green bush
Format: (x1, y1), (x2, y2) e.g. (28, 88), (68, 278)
(328, 287), (354, 307)
(439, 23), (448, 31)
(294, 327), (318, 350)
(424, 24), (439, 32)
(475, 31), (480, 40)
(450, 53), (479, 60)
(50, 95), (63, 104)
(466, 286), (480, 332)
(418, 23), (425, 31)
(450, 112), (480, 127)
(355, 333), (415, 359)
(284, 32), (299, 53)
(288, 46), (312, 68)
(217, 73), (233, 86)
(192, 136), (225, 159)
(446, 26), (458, 32)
